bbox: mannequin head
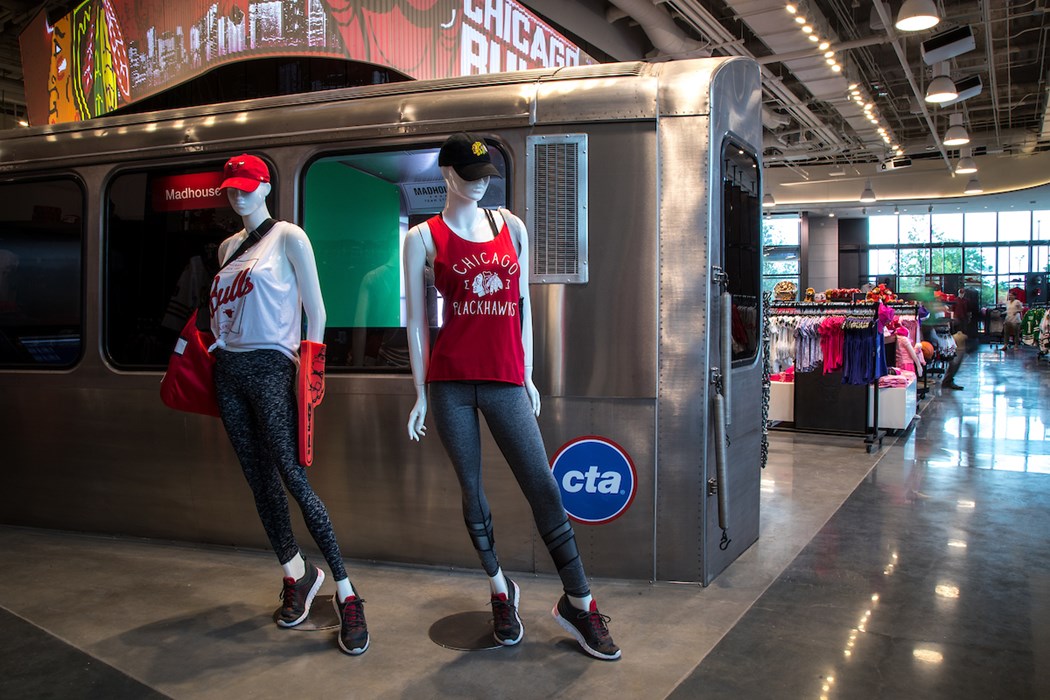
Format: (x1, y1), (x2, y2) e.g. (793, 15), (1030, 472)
(441, 166), (489, 202)
(220, 154), (271, 219)
(227, 181), (271, 216)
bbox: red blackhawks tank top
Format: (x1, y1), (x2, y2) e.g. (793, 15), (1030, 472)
(425, 212), (524, 385)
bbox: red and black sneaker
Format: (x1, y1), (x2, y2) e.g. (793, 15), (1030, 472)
(276, 563), (324, 628)
(552, 595), (621, 660)
(334, 595), (370, 655)
(491, 577), (524, 646)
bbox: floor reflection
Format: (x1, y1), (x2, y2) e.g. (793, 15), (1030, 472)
(671, 346), (1050, 699)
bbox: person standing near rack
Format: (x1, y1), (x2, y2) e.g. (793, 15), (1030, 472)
(942, 286), (979, 390)
(1003, 290), (1023, 350)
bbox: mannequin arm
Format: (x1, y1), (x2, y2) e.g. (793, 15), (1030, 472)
(284, 224), (327, 343)
(404, 227), (431, 440)
(504, 210), (540, 417)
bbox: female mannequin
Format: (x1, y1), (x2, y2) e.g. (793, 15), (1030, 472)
(403, 134), (620, 661)
(210, 154), (368, 656)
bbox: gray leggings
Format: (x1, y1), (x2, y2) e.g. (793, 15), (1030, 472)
(214, 349), (348, 582)
(430, 381), (589, 597)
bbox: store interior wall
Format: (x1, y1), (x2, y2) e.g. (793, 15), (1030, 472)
(836, 218), (869, 289)
(807, 215), (839, 293)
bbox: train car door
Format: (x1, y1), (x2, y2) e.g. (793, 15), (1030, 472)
(704, 139), (764, 583)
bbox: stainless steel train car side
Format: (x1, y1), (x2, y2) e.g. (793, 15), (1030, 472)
(0, 57), (762, 584)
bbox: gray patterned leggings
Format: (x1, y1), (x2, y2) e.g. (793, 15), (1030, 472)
(430, 381), (589, 597)
(214, 349), (347, 581)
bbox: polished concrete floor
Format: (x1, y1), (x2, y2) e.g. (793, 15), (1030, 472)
(2, 346), (1048, 699)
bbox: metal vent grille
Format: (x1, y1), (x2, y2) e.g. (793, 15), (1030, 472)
(526, 134), (588, 284)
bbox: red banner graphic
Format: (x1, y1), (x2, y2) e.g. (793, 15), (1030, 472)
(20, 0), (595, 126)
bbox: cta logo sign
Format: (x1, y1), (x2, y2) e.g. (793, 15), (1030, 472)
(550, 436), (636, 524)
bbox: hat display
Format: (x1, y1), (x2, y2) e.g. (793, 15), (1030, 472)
(220, 154), (270, 192)
(438, 132), (501, 181)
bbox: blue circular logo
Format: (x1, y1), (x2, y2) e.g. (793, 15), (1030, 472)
(550, 436), (637, 525)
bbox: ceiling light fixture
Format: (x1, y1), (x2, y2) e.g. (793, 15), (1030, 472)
(896, 0), (940, 32)
(925, 63), (958, 103)
(955, 147), (977, 174)
(942, 112), (970, 146)
(763, 193), (776, 208)
(859, 179), (877, 203)
(963, 176), (983, 194)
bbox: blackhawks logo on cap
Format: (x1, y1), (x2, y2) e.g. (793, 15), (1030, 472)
(471, 141), (488, 157)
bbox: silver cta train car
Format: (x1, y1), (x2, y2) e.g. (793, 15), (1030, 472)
(0, 56), (762, 585)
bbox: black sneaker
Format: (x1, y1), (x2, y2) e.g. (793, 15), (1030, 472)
(491, 577), (524, 646)
(944, 381), (964, 390)
(552, 595), (621, 660)
(334, 595), (369, 655)
(276, 563), (324, 628)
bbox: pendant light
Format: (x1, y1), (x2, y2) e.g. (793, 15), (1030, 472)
(859, 179), (877, 203)
(895, 0), (940, 32)
(942, 112), (970, 147)
(925, 63), (958, 103)
(762, 193), (776, 208)
(955, 147), (977, 175)
(963, 176), (983, 194)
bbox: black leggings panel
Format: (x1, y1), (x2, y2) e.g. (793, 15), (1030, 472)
(430, 381), (589, 597)
(214, 349), (347, 582)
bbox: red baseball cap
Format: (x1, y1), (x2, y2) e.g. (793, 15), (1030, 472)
(220, 154), (270, 192)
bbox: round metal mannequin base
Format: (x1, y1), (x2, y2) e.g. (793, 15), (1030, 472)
(272, 594), (339, 631)
(428, 610), (502, 651)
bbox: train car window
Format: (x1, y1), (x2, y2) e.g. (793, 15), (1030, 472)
(104, 162), (273, 368)
(722, 144), (761, 364)
(302, 144), (508, 372)
(0, 179), (84, 368)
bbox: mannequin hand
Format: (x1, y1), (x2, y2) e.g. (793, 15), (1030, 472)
(525, 377), (541, 417)
(407, 395), (428, 441)
(300, 341), (326, 407)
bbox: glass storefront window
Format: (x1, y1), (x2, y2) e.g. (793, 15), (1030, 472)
(868, 249), (898, 276)
(964, 212), (996, 242)
(762, 217), (800, 302)
(899, 247), (930, 279)
(997, 246), (1029, 275)
(763, 216), (800, 246)
(997, 211), (1031, 241)
(899, 215), (929, 244)
(1034, 211), (1050, 241)
(1033, 245), (1050, 273)
(931, 247), (963, 274)
(302, 143), (508, 371)
(931, 213), (963, 242)
(0, 179), (84, 368)
(105, 161), (254, 368)
(868, 215), (897, 245)
(964, 247), (995, 275)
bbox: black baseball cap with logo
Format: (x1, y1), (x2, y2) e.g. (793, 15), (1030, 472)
(438, 132), (501, 181)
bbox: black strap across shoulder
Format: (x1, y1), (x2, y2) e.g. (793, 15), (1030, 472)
(220, 217), (276, 271)
(483, 209), (500, 239)
(197, 218), (276, 330)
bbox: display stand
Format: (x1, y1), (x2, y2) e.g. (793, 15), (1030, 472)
(768, 301), (918, 451)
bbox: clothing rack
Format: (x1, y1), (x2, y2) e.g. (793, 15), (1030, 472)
(768, 301), (918, 451)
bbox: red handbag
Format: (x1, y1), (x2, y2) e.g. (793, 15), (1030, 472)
(160, 310), (220, 417)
